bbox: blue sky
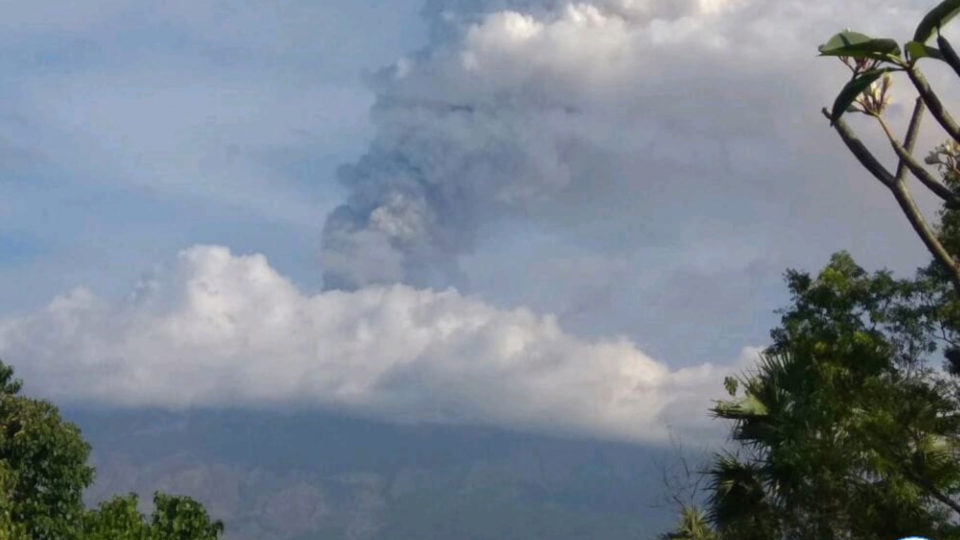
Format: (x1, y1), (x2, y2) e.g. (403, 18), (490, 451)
(0, 0), (425, 309)
(0, 0), (948, 443)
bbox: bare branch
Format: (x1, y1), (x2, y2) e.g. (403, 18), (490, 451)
(876, 103), (960, 205)
(906, 65), (960, 143)
(890, 180), (960, 292)
(821, 108), (895, 187)
(654, 431), (709, 514)
(824, 108), (960, 293)
(895, 98), (926, 183)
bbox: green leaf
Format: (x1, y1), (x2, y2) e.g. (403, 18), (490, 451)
(713, 394), (768, 419)
(915, 0), (960, 44)
(938, 34), (960, 77)
(905, 40), (945, 60)
(818, 31), (901, 60)
(830, 69), (886, 124)
(723, 376), (739, 397)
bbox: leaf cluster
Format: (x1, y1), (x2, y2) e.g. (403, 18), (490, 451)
(819, 1), (960, 123)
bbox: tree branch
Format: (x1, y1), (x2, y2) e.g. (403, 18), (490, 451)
(903, 468), (960, 516)
(907, 65), (960, 143)
(895, 98), (926, 183)
(876, 102), (960, 206)
(822, 108), (895, 187)
(824, 108), (960, 293)
(872, 428), (960, 517)
(889, 180), (960, 292)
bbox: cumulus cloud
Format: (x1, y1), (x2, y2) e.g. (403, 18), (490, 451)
(0, 246), (743, 443)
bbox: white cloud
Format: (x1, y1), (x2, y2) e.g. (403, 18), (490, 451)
(0, 246), (741, 443)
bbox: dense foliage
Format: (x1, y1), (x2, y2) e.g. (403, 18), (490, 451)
(705, 255), (960, 539)
(662, 238), (960, 539)
(0, 361), (224, 539)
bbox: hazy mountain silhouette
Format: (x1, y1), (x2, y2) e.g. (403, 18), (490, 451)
(68, 408), (680, 539)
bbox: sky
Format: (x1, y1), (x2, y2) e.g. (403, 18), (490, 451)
(0, 0), (956, 444)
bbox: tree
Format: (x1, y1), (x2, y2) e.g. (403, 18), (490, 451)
(82, 495), (151, 540)
(0, 359), (225, 539)
(660, 255), (960, 538)
(0, 360), (92, 539)
(708, 255), (960, 539)
(83, 493), (224, 540)
(662, 4), (960, 536)
(149, 493), (224, 540)
(819, 0), (960, 293)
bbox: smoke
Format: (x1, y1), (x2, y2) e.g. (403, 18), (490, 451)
(319, 0), (751, 290)
(319, 0), (931, 291)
